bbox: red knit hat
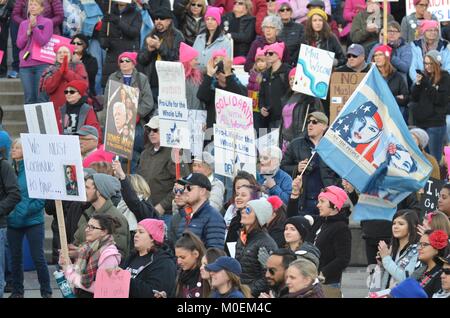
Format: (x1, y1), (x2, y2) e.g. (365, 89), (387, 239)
(54, 42), (75, 55)
(374, 45), (392, 60)
(65, 80), (88, 96)
(138, 219), (165, 244)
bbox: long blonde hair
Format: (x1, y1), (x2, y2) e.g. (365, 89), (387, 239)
(129, 174), (151, 200)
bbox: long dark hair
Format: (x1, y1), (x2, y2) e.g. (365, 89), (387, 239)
(228, 171), (259, 206)
(390, 209), (419, 258)
(205, 27), (222, 45)
(150, 22), (176, 50)
(267, 203), (287, 231)
(304, 16), (332, 44)
(91, 214), (121, 235)
(175, 231), (206, 268)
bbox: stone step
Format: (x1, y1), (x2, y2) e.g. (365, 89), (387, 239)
(0, 79), (23, 93)
(1, 92), (24, 105)
(2, 120), (28, 139)
(2, 105), (26, 122)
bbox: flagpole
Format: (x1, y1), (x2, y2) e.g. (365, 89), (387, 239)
(297, 152), (316, 179)
(383, 0), (388, 45)
(302, 104), (311, 132)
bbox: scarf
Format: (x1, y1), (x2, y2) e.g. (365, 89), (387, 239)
(421, 39), (438, 57)
(75, 234), (116, 289)
(433, 290), (450, 298)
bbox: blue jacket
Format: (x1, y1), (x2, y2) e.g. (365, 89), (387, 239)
(409, 39), (450, 84)
(176, 201), (226, 249)
(0, 125), (11, 160)
(257, 169), (293, 204)
(7, 160), (45, 228)
(193, 33), (232, 73)
(381, 244), (419, 289)
(210, 289), (245, 298)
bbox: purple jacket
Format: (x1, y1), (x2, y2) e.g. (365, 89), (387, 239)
(16, 16), (53, 68)
(12, 0), (63, 35)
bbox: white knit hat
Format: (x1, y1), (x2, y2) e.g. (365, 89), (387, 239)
(247, 198), (273, 227)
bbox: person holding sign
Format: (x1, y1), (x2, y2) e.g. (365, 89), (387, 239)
(7, 138), (52, 298)
(60, 214), (122, 298)
(16, 0), (53, 104)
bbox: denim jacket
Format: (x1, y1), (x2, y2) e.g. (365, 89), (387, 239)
(380, 244), (419, 289)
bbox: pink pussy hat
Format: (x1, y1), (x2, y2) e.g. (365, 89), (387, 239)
(179, 42), (199, 63)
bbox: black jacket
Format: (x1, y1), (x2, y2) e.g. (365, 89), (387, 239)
(267, 219), (286, 248)
(81, 52), (98, 96)
(235, 229), (278, 297)
(122, 246), (177, 298)
(0, 159), (21, 228)
(278, 20), (304, 66)
(411, 70), (450, 128)
(307, 211), (352, 284)
(301, 34), (346, 67)
(99, 3), (142, 87)
(221, 13), (256, 58)
(179, 11), (206, 46)
(335, 63), (371, 73)
(384, 70), (409, 107)
(119, 177), (156, 221)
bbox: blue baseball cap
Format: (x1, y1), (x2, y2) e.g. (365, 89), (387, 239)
(205, 256), (242, 275)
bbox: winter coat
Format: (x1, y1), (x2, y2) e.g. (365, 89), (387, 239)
(221, 13), (256, 58)
(290, 0), (332, 24)
(400, 12), (439, 44)
(73, 199), (131, 261)
(137, 26), (185, 89)
(185, 77), (204, 110)
(342, 0), (366, 37)
(307, 211), (352, 285)
(411, 70), (450, 128)
(99, 3), (142, 87)
(411, 264), (443, 298)
(267, 218), (286, 248)
(80, 52), (98, 96)
(122, 246), (177, 298)
(193, 32), (232, 73)
(244, 36), (291, 72)
(209, 176), (225, 212)
(301, 34), (346, 68)
(60, 100), (102, 143)
(179, 11), (206, 46)
(16, 16), (53, 68)
(12, 0), (63, 35)
(257, 169), (293, 204)
(104, 69), (154, 120)
(210, 289), (245, 298)
(278, 20), (304, 66)
(176, 201), (226, 248)
(0, 158), (21, 229)
(282, 280), (325, 298)
(380, 244), (419, 289)
(235, 228), (278, 297)
(137, 146), (189, 213)
(7, 160), (45, 228)
(409, 39), (450, 84)
(383, 70), (409, 107)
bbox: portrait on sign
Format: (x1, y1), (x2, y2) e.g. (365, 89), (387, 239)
(64, 165), (79, 196)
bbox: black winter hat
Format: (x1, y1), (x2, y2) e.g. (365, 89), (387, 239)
(285, 216), (313, 241)
(153, 7), (174, 20)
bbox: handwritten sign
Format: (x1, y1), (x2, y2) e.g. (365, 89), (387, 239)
(293, 45), (334, 100)
(419, 177), (445, 217)
(155, 61), (186, 100)
(215, 89), (254, 130)
(159, 97), (190, 149)
(329, 72), (367, 123)
(406, 0), (450, 21)
(104, 80), (138, 159)
(189, 110), (207, 159)
(0, 50), (3, 64)
(24, 102), (59, 134)
(21, 133), (86, 201)
(214, 124), (256, 178)
(31, 35), (72, 64)
(94, 269), (131, 298)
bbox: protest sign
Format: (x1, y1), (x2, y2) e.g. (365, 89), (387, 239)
(329, 72), (367, 123)
(406, 0), (450, 21)
(94, 269), (131, 298)
(214, 124), (256, 178)
(256, 129), (280, 152)
(159, 97), (191, 149)
(445, 146), (450, 179)
(188, 110), (207, 159)
(21, 133), (86, 201)
(293, 45), (334, 99)
(104, 80), (138, 159)
(419, 177), (445, 216)
(155, 61), (186, 99)
(0, 50), (3, 64)
(215, 89), (254, 130)
(31, 35), (72, 64)
(24, 102), (59, 134)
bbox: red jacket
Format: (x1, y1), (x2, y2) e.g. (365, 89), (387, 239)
(59, 102), (103, 144)
(214, 0), (267, 35)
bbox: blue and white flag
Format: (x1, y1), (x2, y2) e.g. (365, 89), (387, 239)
(316, 65), (432, 221)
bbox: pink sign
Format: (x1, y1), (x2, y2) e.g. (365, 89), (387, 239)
(31, 35), (72, 64)
(94, 269), (131, 298)
(445, 146), (450, 180)
(0, 50), (4, 64)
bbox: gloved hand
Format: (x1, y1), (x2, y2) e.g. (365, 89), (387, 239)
(60, 55), (68, 73)
(258, 246), (271, 268)
(103, 13), (119, 24)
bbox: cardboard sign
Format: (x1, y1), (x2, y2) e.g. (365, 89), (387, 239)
(293, 45), (334, 100)
(31, 35), (72, 64)
(104, 80), (138, 159)
(0, 50), (4, 64)
(445, 146), (450, 180)
(159, 97), (190, 149)
(188, 110), (207, 159)
(155, 61), (186, 100)
(24, 102), (59, 134)
(21, 133), (86, 201)
(214, 124), (256, 178)
(215, 89), (254, 130)
(420, 177), (445, 215)
(406, 0), (450, 21)
(94, 269), (131, 298)
(329, 72), (367, 123)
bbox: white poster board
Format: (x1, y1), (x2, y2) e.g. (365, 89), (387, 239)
(155, 61), (186, 100)
(21, 133), (86, 201)
(215, 89), (254, 130)
(158, 98), (190, 149)
(257, 129), (280, 153)
(24, 102), (59, 134)
(214, 124), (256, 178)
(293, 45), (335, 100)
(188, 110), (207, 159)
(406, 0), (450, 21)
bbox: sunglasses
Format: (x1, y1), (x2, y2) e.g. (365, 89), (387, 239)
(279, 7), (292, 12)
(234, 1), (244, 5)
(190, 3), (203, 7)
(149, 128), (159, 133)
(307, 119), (319, 125)
(266, 0), (276, 2)
(347, 54), (358, 59)
(266, 267), (276, 275)
(64, 89), (78, 95)
(185, 185), (199, 192)
(119, 58), (132, 63)
(173, 187), (184, 195)
(243, 206), (252, 215)
(71, 41), (84, 46)
(265, 51), (275, 56)
(443, 268), (450, 275)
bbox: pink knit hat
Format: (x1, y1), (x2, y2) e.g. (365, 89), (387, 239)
(117, 52), (138, 65)
(233, 56), (246, 65)
(318, 186), (348, 211)
(179, 42), (199, 63)
(54, 42), (75, 54)
(264, 42), (285, 59)
(374, 44), (392, 60)
(413, 0), (422, 5)
(212, 48), (227, 60)
(255, 47), (266, 59)
(205, 6), (223, 25)
(276, 0), (291, 10)
(138, 219), (165, 244)
(289, 67), (296, 78)
(420, 20), (439, 35)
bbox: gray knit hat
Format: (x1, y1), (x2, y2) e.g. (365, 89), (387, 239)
(193, 151), (215, 171)
(92, 173), (121, 199)
(247, 198), (273, 227)
(410, 128), (429, 149)
(295, 242), (321, 268)
(426, 50), (442, 66)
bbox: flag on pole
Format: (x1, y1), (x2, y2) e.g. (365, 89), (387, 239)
(316, 65), (432, 221)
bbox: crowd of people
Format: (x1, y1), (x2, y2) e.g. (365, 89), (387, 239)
(0, 0), (450, 299)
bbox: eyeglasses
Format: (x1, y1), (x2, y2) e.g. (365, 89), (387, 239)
(190, 3), (203, 7)
(347, 54), (358, 59)
(424, 62), (433, 65)
(64, 90), (78, 95)
(442, 268), (450, 275)
(417, 242), (432, 249)
(387, 30), (400, 34)
(266, 267), (276, 275)
(86, 224), (103, 231)
(265, 51), (275, 56)
(279, 7), (292, 12)
(173, 187), (185, 195)
(425, 29), (439, 32)
(119, 58), (132, 63)
(71, 41), (84, 46)
(307, 119), (319, 125)
(416, 3), (429, 7)
(234, 1), (244, 5)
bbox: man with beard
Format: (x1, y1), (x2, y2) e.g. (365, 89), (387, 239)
(259, 248), (296, 298)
